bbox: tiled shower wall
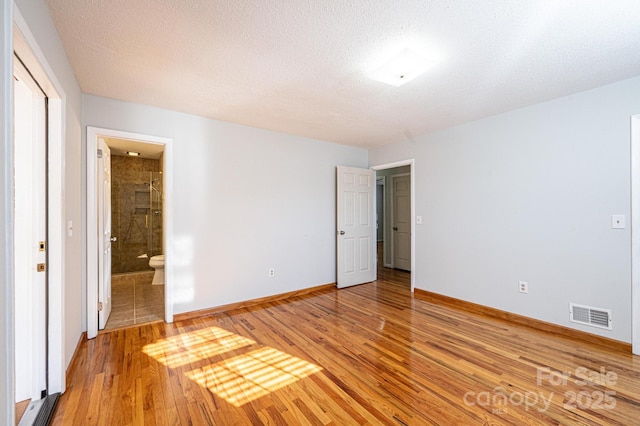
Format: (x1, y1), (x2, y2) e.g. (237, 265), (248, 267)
(111, 155), (163, 273)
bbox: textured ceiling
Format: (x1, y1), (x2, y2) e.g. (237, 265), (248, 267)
(45, 0), (640, 148)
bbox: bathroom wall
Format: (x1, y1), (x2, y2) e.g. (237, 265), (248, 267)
(111, 155), (162, 273)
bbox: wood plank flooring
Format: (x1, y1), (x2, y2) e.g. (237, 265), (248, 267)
(15, 399), (29, 425)
(52, 268), (640, 425)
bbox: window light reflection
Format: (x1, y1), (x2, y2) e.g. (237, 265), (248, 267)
(185, 346), (322, 407)
(142, 326), (256, 369)
(142, 325), (322, 407)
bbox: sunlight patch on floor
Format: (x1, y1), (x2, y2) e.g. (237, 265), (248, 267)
(142, 326), (256, 368)
(186, 346), (322, 407)
(142, 325), (322, 406)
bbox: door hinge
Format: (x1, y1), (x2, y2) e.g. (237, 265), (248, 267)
(98, 302), (103, 312)
(36, 263), (46, 272)
(97, 148), (103, 158)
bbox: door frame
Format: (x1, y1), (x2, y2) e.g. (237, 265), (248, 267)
(371, 160), (415, 292)
(631, 114), (640, 355)
(13, 7), (66, 396)
(86, 127), (174, 339)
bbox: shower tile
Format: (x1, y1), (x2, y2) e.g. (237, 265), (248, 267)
(134, 271), (154, 284)
(111, 155), (161, 274)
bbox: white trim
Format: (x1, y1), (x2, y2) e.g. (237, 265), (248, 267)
(13, 6), (66, 395)
(1, 0), (14, 423)
(86, 127), (174, 339)
(631, 114), (640, 355)
(371, 160), (416, 292)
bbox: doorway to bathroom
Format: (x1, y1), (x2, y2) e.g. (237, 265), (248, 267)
(87, 127), (174, 338)
(104, 138), (165, 329)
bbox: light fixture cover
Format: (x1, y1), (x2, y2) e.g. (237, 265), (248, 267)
(369, 48), (432, 87)
(126, 151), (140, 156)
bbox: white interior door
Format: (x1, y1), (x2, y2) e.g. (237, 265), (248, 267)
(392, 174), (411, 271)
(13, 58), (47, 402)
(98, 139), (112, 329)
(336, 166), (376, 288)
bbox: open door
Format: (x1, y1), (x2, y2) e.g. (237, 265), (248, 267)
(392, 174), (411, 271)
(98, 138), (112, 329)
(336, 166), (376, 288)
(13, 55), (47, 407)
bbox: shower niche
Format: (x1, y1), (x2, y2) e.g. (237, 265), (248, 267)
(111, 155), (163, 273)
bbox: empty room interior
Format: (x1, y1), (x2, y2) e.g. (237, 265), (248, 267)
(4, 1), (640, 424)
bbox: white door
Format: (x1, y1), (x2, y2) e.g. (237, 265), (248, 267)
(336, 166), (376, 288)
(392, 175), (411, 271)
(13, 58), (47, 402)
(98, 139), (112, 329)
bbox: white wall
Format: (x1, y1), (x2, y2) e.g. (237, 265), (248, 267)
(14, 0), (84, 369)
(1, 1), (14, 423)
(370, 76), (640, 343)
(83, 95), (368, 314)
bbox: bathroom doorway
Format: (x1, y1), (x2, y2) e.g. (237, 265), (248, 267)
(87, 127), (174, 338)
(104, 138), (165, 329)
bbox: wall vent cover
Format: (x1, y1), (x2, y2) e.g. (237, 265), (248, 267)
(569, 303), (612, 330)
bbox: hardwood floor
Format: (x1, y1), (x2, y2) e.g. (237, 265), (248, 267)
(15, 399), (30, 425)
(52, 269), (640, 425)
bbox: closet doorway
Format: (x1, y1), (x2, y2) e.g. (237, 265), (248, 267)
(372, 160), (415, 291)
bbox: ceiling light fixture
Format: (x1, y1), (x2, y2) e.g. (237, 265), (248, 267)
(369, 48), (433, 87)
(126, 151), (140, 156)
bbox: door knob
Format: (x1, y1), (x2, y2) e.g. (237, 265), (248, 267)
(339, 230), (345, 235)
(393, 227), (398, 231)
(110, 236), (117, 242)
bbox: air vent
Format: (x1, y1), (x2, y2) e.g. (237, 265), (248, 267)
(569, 303), (612, 330)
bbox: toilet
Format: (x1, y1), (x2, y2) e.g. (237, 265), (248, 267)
(149, 255), (165, 285)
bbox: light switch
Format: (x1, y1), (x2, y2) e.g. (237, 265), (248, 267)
(416, 215), (422, 225)
(611, 215), (625, 229)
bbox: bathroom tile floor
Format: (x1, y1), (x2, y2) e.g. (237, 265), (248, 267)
(104, 271), (164, 330)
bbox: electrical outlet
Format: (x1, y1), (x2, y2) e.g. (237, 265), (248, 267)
(612, 215), (625, 229)
(519, 280), (528, 294)
(268, 268), (275, 278)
